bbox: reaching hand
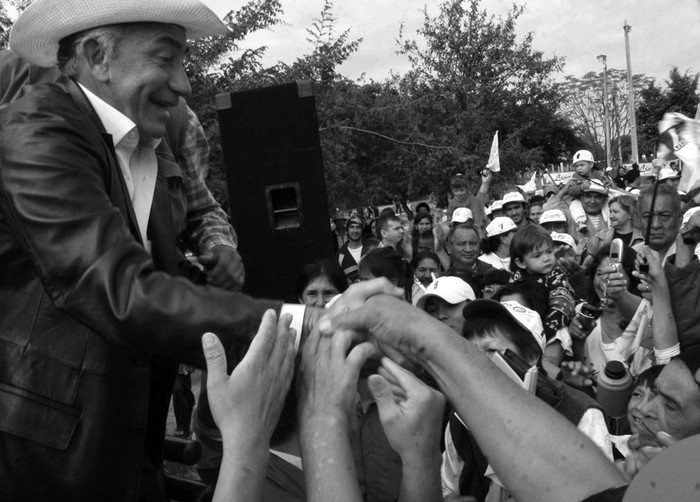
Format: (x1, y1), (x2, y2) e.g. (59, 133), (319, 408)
(198, 245), (245, 291)
(368, 358), (446, 461)
(202, 309), (295, 442)
(298, 326), (375, 429)
(319, 294), (447, 369)
(632, 246), (663, 299)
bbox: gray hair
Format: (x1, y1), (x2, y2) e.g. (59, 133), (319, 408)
(56, 25), (127, 77)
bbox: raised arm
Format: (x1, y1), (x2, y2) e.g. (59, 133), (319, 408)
(634, 246), (679, 359)
(324, 292), (628, 502)
(203, 310), (296, 502)
(298, 327), (375, 502)
(368, 357), (445, 502)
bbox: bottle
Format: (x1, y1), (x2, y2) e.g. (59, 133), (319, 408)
(596, 361), (633, 419)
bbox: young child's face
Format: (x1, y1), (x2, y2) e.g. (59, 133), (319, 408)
(574, 161), (593, 177)
(452, 186), (467, 202)
(627, 381), (653, 436)
(516, 242), (555, 275)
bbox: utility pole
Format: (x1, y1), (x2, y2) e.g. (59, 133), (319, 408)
(624, 21), (639, 163)
(597, 54), (612, 168)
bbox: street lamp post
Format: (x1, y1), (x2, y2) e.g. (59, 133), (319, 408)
(624, 21), (639, 163)
(597, 54), (612, 169)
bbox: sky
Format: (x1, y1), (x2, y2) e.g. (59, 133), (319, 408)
(205, 0), (700, 85)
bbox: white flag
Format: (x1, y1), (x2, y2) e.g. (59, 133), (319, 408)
(657, 113), (700, 192)
(486, 131), (500, 172)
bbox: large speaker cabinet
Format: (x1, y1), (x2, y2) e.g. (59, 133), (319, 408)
(216, 81), (334, 302)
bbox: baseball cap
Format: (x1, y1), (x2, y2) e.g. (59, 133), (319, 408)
(539, 209), (567, 224)
(486, 217), (517, 237)
(462, 299), (545, 351)
(490, 200), (504, 212)
(502, 192), (525, 206)
(416, 276), (476, 310)
(550, 231), (576, 249)
(451, 207), (474, 224)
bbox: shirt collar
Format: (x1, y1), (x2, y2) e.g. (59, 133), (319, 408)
(77, 83), (161, 150)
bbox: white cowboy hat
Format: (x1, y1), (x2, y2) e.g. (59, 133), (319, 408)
(10, 0), (231, 67)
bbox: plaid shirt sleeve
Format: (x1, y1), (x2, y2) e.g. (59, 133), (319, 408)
(179, 107), (238, 254)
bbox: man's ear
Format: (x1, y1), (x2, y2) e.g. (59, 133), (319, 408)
(81, 38), (110, 82)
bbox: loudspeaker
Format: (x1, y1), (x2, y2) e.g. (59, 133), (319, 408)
(216, 81), (334, 302)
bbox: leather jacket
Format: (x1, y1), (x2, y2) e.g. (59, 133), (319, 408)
(0, 78), (280, 501)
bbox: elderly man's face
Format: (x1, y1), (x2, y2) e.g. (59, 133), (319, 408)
(635, 360), (700, 447)
(102, 24), (191, 139)
(639, 193), (680, 252)
(581, 192), (606, 215)
(448, 227), (480, 268)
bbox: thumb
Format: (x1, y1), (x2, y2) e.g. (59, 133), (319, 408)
(202, 332), (228, 384)
(368, 374), (397, 413)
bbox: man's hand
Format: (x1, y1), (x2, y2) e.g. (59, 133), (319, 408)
(368, 357), (446, 460)
(201, 310), (295, 442)
(320, 293), (448, 368)
(198, 245), (245, 291)
(298, 327), (374, 429)
(632, 246), (663, 299)
(625, 431), (679, 478)
(481, 169), (493, 184)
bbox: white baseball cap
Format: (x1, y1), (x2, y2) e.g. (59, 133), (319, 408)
(491, 200), (504, 212)
(550, 231), (576, 249)
(416, 276), (476, 310)
(451, 207), (474, 224)
(502, 192), (525, 206)
(486, 217), (517, 237)
(539, 209), (567, 224)
(462, 299), (545, 351)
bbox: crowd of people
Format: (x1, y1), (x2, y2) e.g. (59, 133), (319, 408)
(1, 1), (699, 502)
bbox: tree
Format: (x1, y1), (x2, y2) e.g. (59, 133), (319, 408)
(559, 69), (653, 163)
(361, 0), (575, 203)
(636, 67), (699, 158)
(0, 0), (32, 50)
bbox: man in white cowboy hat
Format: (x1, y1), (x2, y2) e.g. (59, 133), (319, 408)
(0, 1), (328, 499)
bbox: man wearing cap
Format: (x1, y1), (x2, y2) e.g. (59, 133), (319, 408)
(417, 276), (475, 333)
(539, 209), (570, 234)
(573, 180), (610, 243)
(441, 299), (611, 500)
(0, 1), (333, 499)
(501, 191), (530, 227)
(478, 216), (516, 270)
(337, 215), (364, 283)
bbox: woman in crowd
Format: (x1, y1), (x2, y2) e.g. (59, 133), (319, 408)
(295, 259), (348, 307)
(411, 212), (438, 255)
(587, 195), (644, 258)
(570, 243), (640, 379)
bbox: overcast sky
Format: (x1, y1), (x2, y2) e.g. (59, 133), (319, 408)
(205, 0), (700, 85)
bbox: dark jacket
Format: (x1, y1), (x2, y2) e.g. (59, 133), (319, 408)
(0, 78), (279, 501)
